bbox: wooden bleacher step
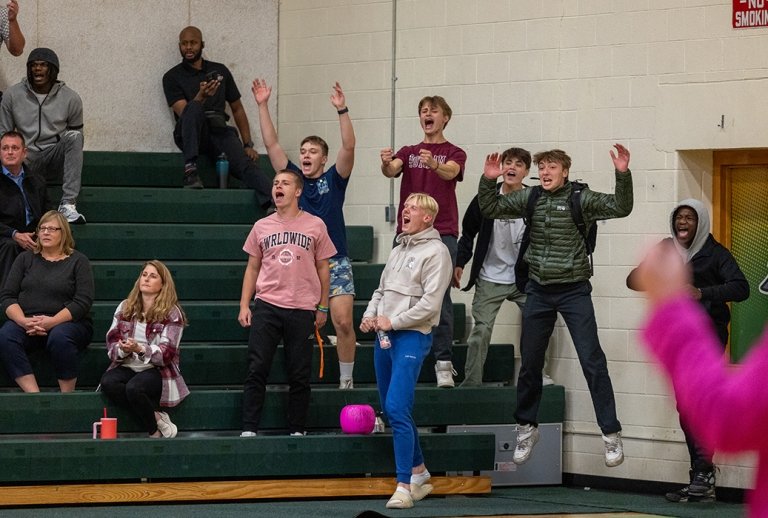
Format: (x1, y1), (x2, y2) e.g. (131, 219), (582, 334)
(0, 476), (492, 506)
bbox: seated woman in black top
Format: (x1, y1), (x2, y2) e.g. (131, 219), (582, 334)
(0, 210), (94, 392)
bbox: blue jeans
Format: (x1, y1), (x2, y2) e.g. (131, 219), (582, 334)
(0, 320), (92, 381)
(374, 329), (432, 484)
(515, 280), (621, 435)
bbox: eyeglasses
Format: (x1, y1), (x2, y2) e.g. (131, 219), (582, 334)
(38, 226), (62, 233)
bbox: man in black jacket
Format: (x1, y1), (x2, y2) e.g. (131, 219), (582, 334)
(627, 198), (749, 503)
(455, 147), (552, 387)
(0, 130), (49, 284)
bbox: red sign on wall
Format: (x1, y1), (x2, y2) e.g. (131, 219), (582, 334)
(734, 0), (768, 28)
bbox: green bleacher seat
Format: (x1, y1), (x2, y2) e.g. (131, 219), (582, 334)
(0, 432), (495, 483)
(84, 300), (466, 343)
(0, 343), (517, 389)
(90, 261), (384, 301)
(0, 385), (565, 435)
(81, 152), (275, 188)
(79, 187), (263, 224)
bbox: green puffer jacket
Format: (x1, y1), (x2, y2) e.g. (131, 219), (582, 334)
(478, 171), (633, 285)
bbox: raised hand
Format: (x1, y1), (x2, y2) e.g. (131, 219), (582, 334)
(418, 149), (438, 170)
(380, 147), (394, 166)
(635, 240), (691, 306)
(483, 153), (504, 180)
(7, 0), (19, 21)
(330, 82), (346, 110)
(609, 143), (630, 173)
(251, 78), (272, 106)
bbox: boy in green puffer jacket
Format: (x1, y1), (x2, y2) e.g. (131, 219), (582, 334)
(478, 144), (633, 468)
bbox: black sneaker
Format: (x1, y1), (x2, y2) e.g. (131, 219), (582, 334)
(183, 162), (204, 189)
(665, 469), (716, 503)
(689, 469), (716, 500)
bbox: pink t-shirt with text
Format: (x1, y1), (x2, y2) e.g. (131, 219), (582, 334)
(243, 211), (336, 311)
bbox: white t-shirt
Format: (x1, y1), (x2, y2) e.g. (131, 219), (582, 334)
(478, 217), (525, 285)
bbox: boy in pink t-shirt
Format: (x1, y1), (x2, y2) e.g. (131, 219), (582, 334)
(238, 169), (336, 436)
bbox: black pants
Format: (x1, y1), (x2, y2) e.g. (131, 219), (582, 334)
(242, 299), (315, 434)
(173, 101), (272, 209)
(515, 280), (621, 435)
(0, 238), (23, 289)
(100, 366), (162, 435)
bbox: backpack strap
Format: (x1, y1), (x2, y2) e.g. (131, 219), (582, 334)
(514, 186), (542, 292)
(524, 185), (542, 227)
(568, 181), (593, 274)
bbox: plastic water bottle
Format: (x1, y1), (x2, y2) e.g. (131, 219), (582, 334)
(374, 411), (386, 433)
(216, 153), (229, 189)
(377, 330), (391, 349)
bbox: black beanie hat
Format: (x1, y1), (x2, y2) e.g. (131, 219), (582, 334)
(27, 48), (60, 72)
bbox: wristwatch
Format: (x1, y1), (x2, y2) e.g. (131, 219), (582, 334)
(243, 140), (255, 149)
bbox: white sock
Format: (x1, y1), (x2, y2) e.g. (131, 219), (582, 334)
(339, 361), (354, 379)
(410, 469), (431, 486)
(395, 486), (410, 496)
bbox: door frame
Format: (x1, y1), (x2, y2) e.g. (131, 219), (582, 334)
(712, 149), (768, 247)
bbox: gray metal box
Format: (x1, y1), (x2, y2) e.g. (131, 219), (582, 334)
(446, 423), (562, 486)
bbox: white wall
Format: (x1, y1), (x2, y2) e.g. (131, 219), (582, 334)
(0, 0), (278, 151)
(279, 0), (766, 489)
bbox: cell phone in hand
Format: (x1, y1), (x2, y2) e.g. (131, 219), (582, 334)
(205, 71), (224, 83)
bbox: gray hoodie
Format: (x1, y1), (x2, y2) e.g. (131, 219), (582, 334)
(670, 198), (709, 263)
(364, 226), (452, 334)
(0, 78), (83, 151)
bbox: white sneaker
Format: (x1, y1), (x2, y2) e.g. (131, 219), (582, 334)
(339, 377), (354, 389)
(513, 423), (540, 465)
(58, 203), (86, 224)
(155, 411), (177, 438)
(386, 487), (414, 509)
(435, 360), (457, 388)
(542, 373), (555, 386)
(240, 431), (257, 437)
(603, 432), (624, 467)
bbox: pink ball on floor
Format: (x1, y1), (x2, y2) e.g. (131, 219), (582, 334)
(340, 404), (376, 435)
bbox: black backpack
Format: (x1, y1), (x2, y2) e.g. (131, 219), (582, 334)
(514, 181), (597, 292)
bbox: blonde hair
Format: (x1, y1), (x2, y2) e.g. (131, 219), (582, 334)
(33, 210), (74, 255)
(122, 260), (187, 324)
(405, 192), (439, 219)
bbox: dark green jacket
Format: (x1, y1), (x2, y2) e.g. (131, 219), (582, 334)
(478, 171), (633, 285)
